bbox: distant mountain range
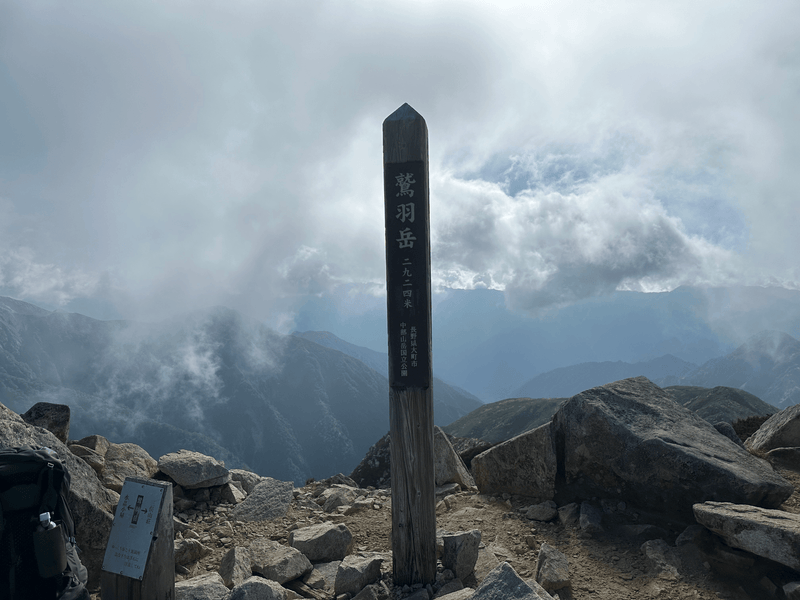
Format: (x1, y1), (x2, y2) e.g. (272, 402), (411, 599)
(472, 330), (800, 411)
(291, 330), (483, 425)
(292, 285), (800, 401)
(0, 297), (480, 484)
(655, 330), (800, 409)
(3, 291), (798, 485)
(444, 384), (778, 444)
(512, 354), (698, 399)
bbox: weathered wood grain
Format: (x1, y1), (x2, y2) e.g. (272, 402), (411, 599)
(383, 102), (436, 585)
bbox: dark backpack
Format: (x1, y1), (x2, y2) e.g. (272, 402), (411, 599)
(0, 446), (89, 600)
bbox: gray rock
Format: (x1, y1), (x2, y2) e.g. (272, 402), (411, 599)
(435, 579), (464, 596)
(450, 436), (494, 470)
(746, 403), (800, 453)
(344, 499), (376, 516)
(472, 547), (501, 585)
(219, 546), (253, 589)
(675, 524), (705, 547)
(334, 553), (384, 596)
(352, 582), (389, 600)
(713, 421), (744, 447)
(230, 469), (264, 494)
(0, 401), (117, 589)
(349, 433), (392, 489)
(101, 441), (159, 493)
(175, 538), (213, 566)
(692, 526), (757, 575)
(526, 501), (557, 522)
(68, 443), (105, 475)
(320, 485), (359, 513)
(248, 538), (313, 584)
(311, 560), (341, 591)
(551, 377), (793, 517)
(21, 401), (70, 443)
(221, 481), (248, 504)
(523, 579), (555, 600)
(442, 530), (481, 580)
(435, 591), (474, 600)
(471, 562), (540, 599)
(434, 426), (476, 489)
(175, 572), (231, 600)
(579, 502), (603, 535)
(693, 501), (800, 571)
(557, 503), (579, 527)
(302, 568), (327, 590)
(231, 478), (294, 522)
(289, 522), (354, 562)
(784, 582), (800, 600)
(471, 422), (556, 500)
(72, 433), (111, 457)
(640, 539), (681, 580)
(159, 449), (231, 489)
(764, 446), (800, 470)
(317, 472), (360, 489)
(436, 483), (461, 501)
(229, 576), (288, 600)
(534, 543), (570, 593)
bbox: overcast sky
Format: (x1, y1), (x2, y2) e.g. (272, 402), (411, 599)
(1, 0), (798, 327)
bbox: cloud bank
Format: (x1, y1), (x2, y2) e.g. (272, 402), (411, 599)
(1, 0), (798, 323)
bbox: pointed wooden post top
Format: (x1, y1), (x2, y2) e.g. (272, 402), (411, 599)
(383, 103), (428, 164)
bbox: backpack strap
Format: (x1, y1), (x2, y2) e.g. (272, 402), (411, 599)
(37, 461), (59, 518)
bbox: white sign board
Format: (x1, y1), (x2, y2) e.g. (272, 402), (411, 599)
(102, 479), (165, 580)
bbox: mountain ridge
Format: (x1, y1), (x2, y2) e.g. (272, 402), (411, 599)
(0, 297), (479, 484)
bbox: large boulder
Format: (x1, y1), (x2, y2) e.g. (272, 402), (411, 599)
(551, 377), (793, 517)
(158, 449), (231, 489)
(230, 469), (263, 494)
(471, 422), (556, 500)
(746, 403), (800, 454)
(334, 554), (384, 596)
(289, 522), (354, 562)
(441, 529), (481, 580)
(319, 484), (360, 513)
(693, 501), (800, 572)
(0, 402), (118, 590)
(231, 478), (293, 522)
(219, 546), (253, 588)
(21, 401), (71, 443)
(67, 443), (105, 475)
(101, 442), (159, 493)
(471, 562), (541, 599)
(434, 426), (476, 490)
(230, 576), (287, 600)
(248, 538), (312, 584)
(534, 543), (570, 593)
(175, 572), (231, 600)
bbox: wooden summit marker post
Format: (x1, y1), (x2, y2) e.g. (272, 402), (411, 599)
(383, 103), (436, 586)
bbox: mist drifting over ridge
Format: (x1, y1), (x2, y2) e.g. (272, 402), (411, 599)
(0, 296), (481, 483)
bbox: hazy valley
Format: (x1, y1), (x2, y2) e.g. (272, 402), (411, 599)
(3, 285), (800, 486)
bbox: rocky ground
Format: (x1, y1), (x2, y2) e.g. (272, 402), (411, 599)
(85, 461), (800, 600)
(8, 381), (799, 600)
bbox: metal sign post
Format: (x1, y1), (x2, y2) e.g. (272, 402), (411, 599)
(101, 477), (174, 600)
